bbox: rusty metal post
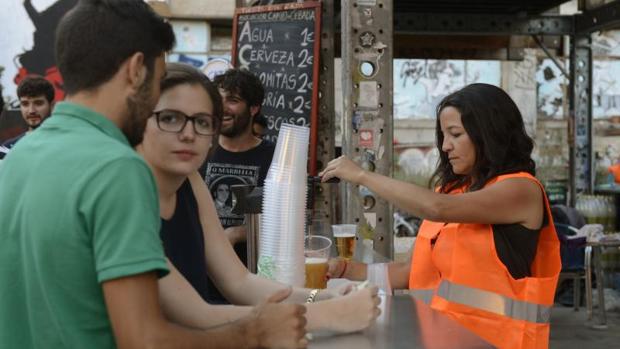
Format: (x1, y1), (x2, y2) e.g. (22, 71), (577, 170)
(341, 0), (393, 259)
(568, 34), (593, 205)
(310, 0), (337, 236)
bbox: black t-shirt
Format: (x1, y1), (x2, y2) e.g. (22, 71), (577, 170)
(492, 206), (548, 279)
(201, 140), (274, 303)
(160, 179), (228, 304)
(0, 134), (25, 159)
(492, 224), (542, 279)
(202, 139), (275, 229)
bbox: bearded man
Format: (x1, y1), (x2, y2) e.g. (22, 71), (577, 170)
(202, 69), (275, 302)
(0, 76), (54, 159)
(0, 2), (303, 349)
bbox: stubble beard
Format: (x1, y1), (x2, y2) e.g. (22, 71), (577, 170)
(25, 112), (50, 130)
(219, 108), (253, 138)
(28, 119), (42, 130)
(124, 75), (155, 147)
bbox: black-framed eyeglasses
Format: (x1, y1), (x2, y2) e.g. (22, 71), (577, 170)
(152, 109), (217, 136)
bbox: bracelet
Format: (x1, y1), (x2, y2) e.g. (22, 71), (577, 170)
(337, 259), (348, 279)
(306, 289), (320, 303)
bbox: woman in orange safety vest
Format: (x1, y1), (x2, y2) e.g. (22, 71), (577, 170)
(320, 83), (561, 349)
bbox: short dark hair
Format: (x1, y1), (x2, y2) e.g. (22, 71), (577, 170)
(253, 113), (267, 128)
(55, 0), (175, 95)
(17, 76), (55, 103)
(161, 62), (223, 132)
(431, 83), (535, 193)
(214, 68), (264, 112)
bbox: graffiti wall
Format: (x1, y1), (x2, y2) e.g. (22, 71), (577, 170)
(537, 58), (620, 119)
(393, 59), (501, 119)
(536, 58), (566, 118)
(0, 0), (77, 105)
(593, 60), (620, 119)
(537, 31), (620, 120)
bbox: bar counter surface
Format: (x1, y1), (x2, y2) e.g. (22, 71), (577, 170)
(309, 294), (495, 349)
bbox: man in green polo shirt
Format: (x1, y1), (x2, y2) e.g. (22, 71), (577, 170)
(0, 1), (306, 349)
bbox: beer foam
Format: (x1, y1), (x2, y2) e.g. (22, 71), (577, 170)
(334, 232), (355, 238)
(305, 257), (328, 264)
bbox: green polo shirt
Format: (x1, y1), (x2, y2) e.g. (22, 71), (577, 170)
(0, 102), (168, 348)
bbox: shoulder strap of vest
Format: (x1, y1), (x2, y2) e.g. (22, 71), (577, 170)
(493, 171), (538, 184)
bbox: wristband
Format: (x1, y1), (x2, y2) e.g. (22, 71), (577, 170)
(306, 289), (320, 303)
(337, 259), (348, 279)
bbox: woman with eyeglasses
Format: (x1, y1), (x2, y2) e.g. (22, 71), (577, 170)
(136, 62), (380, 334)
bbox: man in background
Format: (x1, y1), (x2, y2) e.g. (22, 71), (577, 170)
(0, 76), (54, 159)
(203, 69), (275, 271)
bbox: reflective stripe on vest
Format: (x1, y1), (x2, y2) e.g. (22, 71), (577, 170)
(406, 289), (434, 304)
(436, 280), (551, 324)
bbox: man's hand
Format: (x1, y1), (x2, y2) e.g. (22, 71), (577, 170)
(225, 226), (247, 245)
(327, 287), (381, 333)
(244, 288), (308, 349)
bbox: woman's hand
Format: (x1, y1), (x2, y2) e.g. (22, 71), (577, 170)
(324, 281), (355, 297)
(327, 258), (347, 279)
(319, 156), (365, 185)
(327, 287), (381, 333)
(314, 282), (354, 301)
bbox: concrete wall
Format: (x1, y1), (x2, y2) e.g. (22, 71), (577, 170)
(148, 0), (235, 19)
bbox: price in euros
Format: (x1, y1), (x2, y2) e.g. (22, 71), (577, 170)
(300, 27), (314, 47)
(297, 49), (313, 68)
(292, 96), (311, 114)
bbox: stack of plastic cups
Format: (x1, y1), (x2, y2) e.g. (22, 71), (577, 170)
(258, 124), (309, 286)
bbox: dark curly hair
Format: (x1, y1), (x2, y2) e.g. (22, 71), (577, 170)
(17, 76), (55, 103)
(214, 68), (264, 118)
(430, 83), (535, 193)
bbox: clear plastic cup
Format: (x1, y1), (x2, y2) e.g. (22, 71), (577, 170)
(367, 263), (393, 296)
(258, 125), (310, 287)
(271, 126), (309, 169)
(304, 235), (332, 289)
(332, 224), (357, 260)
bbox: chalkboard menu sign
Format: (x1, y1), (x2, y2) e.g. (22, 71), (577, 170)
(232, 2), (321, 173)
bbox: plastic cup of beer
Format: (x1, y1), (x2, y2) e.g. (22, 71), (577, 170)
(304, 235), (332, 289)
(332, 224), (357, 260)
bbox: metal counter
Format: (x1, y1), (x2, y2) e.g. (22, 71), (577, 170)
(309, 294), (495, 349)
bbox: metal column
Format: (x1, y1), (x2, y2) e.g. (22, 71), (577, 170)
(568, 34), (593, 205)
(569, 0), (620, 204)
(341, 0), (393, 259)
(312, 0), (337, 233)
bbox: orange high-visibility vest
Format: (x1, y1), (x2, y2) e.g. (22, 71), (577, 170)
(408, 172), (560, 349)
